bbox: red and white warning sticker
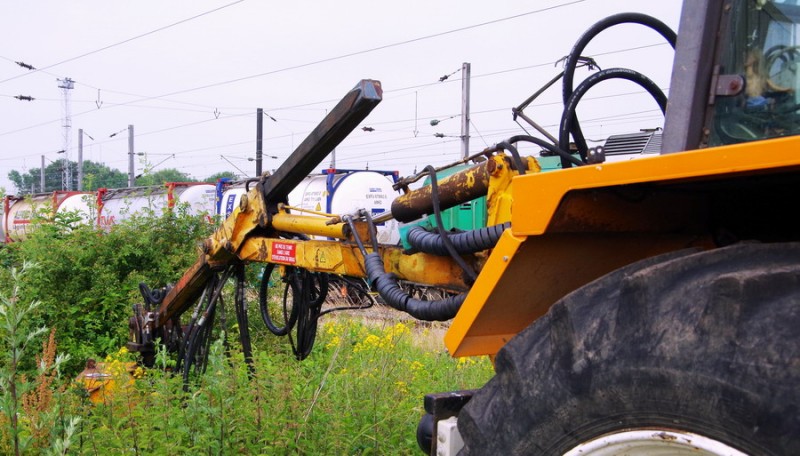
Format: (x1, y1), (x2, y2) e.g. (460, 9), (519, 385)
(271, 241), (297, 264)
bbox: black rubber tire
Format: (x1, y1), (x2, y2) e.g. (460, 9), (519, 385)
(458, 243), (800, 455)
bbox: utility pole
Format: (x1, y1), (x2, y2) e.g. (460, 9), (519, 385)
(128, 125), (135, 187)
(78, 129), (84, 191)
(461, 62), (471, 159)
(77, 129), (94, 191)
(40, 155), (45, 192)
(57, 77), (74, 190)
(256, 108), (263, 176)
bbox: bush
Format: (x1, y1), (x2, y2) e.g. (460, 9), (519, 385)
(5, 208), (213, 375)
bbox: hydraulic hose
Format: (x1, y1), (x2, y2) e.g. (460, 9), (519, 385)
(561, 13), (677, 167)
(289, 269), (326, 361)
(424, 165), (478, 283)
(494, 141), (527, 176)
(364, 252), (465, 321)
(505, 134), (583, 167)
(407, 223), (510, 256)
(139, 282), (171, 310)
(559, 68), (668, 163)
(233, 264), (253, 369)
(562, 13), (677, 102)
(346, 200), (468, 321)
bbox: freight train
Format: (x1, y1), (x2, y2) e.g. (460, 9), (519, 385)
(2, 182), (217, 242)
(4, 130), (657, 245)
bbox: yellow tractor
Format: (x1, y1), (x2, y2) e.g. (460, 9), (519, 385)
(128, 1), (800, 454)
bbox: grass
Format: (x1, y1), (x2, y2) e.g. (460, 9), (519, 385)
(33, 314), (494, 455)
(0, 215), (495, 454)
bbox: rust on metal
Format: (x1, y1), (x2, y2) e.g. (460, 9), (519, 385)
(390, 160), (491, 223)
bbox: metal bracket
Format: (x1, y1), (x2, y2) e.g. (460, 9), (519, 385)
(418, 390), (476, 455)
(709, 64), (744, 105)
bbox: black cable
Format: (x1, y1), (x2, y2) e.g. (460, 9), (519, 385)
(363, 210), (381, 252)
(559, 68), (667, 163)
(301, 268), (329, 309)
(234, 263), (253, 370)
(182, 286), (218, 389)
(424, 165), (478, 283)
(259, 263), (299, 336)
(561, 12), (676, 167)
(244, 177), (260, 192)
(217, 280), (229, 355)
(319, 276), (376, 316)
(495, 141), (527, 175)
(506, 134), (583, 167)
(343, 215), (369, 256)
(181, 267), (233, 388)
(138, 282), (172, 310)
(562, 12), (676, 101)
(176, 281), (211, 373)
(288, 269), (324, 361)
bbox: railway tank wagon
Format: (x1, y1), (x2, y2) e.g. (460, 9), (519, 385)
(3, 191), (95, 242)
(219, 169), (402, 245)
(97, 182), (217, 229)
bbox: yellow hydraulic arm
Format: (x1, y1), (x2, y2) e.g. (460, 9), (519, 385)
(126, 79), (528, 368)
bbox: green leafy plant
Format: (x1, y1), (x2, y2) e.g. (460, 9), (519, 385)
(10, 209), (213, 375)
(0, 264), (77, 455)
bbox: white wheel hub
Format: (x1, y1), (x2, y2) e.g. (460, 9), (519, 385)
(563, 429), (749, 456)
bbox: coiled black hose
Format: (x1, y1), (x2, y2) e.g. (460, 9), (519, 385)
(139, 282), (171, 310)
(407, 223), (510, 256)
(561, 12), (677, 167)
(364, 252), (465, 321)
(559, 67), (668, 162)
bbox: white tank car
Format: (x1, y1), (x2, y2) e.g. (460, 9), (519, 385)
(217, 181), (247, 220)
(217, 170), (401, 245)
(290, 170), (401, 244)
(3, 191), (95, 242)
(97, 182), (216, 229)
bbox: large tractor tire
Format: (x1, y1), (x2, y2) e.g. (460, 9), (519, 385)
(458, 243), (800, 455)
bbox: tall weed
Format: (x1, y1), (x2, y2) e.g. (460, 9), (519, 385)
(0, 264), (77, 455)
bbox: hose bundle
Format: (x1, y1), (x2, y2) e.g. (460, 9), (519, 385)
(364, 252), (465, 321)
(406, 223), (509, 256)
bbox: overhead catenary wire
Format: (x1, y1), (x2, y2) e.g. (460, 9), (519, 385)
(0, 0), (248, 86)
(0, 39), (670, 142)
(2, 4), (677, 185)
(4, 40), (670, 124)
(132, 1), (590, 101)
(4, 0), (595, 125)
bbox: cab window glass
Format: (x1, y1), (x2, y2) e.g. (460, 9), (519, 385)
(710, 0), (800, 145)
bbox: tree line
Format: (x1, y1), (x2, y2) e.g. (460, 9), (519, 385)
(7, 160), (237, 194)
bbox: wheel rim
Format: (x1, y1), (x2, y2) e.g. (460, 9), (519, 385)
(563, 429), (748, 456)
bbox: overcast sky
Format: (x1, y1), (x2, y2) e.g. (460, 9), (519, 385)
(0, 0), (682, 194)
